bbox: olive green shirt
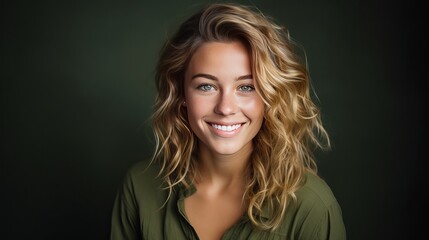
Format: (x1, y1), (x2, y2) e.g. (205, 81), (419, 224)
(110, 161), (346, 239)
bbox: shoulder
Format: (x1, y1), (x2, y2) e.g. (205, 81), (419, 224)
(111, 160), (168, 239)
(282, 171), (346, 239)
(124, 160), (160, 184)
(119, 160), (167, 209)
(122, 160), (164, 192)
(291, 171), (343, 220)
(295, 171), (339, 208)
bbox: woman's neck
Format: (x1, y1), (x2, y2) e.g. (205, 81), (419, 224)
(195, 142), (252, 192)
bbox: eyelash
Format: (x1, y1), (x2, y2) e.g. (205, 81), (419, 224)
(239, 85), (255, 92)
(197, 84), (216, 92)
(197, 84), (255, 92)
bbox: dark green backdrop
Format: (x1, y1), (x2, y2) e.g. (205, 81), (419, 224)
(2, 0), (425, 239)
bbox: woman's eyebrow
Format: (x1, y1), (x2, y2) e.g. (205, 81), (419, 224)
(191, 73), (218, 81)
(191, 73), (253, 81)
(237, 74), (252, 80)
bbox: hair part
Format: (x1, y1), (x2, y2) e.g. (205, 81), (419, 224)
(151, 2), (330, 230)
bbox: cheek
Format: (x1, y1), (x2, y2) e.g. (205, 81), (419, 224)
(186, 95), (212, 120)
(240, 96), (265, 120)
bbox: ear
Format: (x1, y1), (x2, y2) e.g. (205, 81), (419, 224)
(182, 101), (187, 107)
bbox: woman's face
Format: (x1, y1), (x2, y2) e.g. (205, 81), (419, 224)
(184, 41), (265, 156)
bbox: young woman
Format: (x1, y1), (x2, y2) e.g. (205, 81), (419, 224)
(110, 3), (346, 240)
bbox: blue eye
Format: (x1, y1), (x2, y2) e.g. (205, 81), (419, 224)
(239, 85), (255, 92)
(198, 84), (215, 92)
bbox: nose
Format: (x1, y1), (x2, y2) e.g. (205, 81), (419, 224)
(214, 91), (238, 115)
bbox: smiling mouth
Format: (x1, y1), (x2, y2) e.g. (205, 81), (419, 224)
(210, 123), (243, 132)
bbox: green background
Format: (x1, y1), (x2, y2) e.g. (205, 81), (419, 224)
(2, 0), (425, 239)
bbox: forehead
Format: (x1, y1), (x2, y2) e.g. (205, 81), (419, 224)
(186, 41), (251, 76)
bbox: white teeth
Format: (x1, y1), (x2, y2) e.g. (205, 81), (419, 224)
(211, 123), (242, 132)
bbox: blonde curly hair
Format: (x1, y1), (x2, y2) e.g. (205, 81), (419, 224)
(151, 3), (330, 230)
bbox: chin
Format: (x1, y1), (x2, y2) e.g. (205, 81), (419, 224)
(210, 143), (246, 156)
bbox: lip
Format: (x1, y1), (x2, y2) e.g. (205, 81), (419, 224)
(206, 121), (246, 138)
